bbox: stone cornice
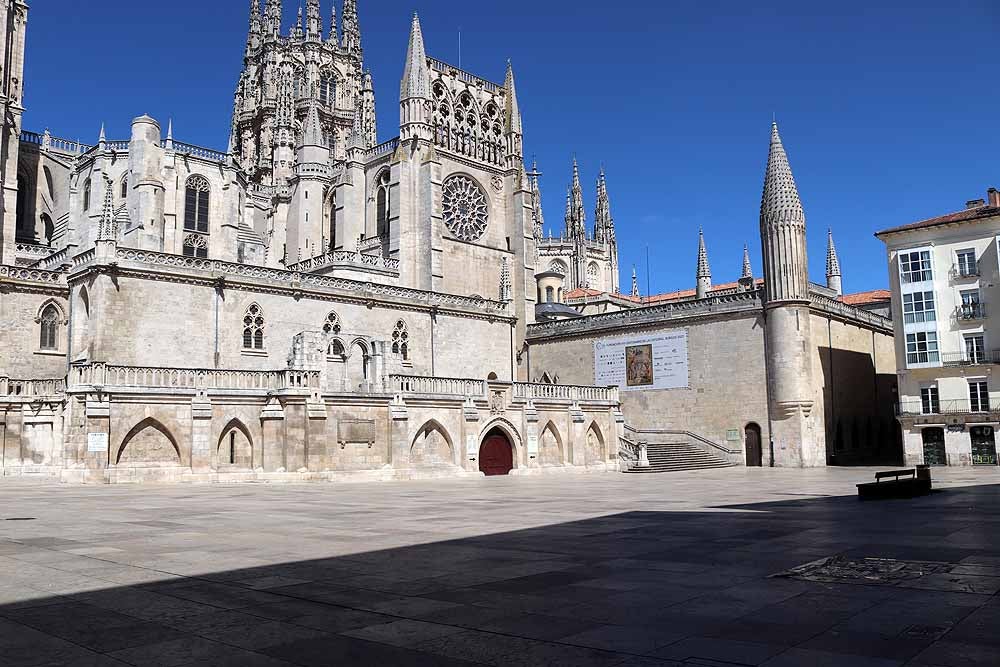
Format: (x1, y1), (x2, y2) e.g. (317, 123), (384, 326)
(67, 248), (514, 324)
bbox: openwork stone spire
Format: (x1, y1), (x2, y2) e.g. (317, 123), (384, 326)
(342, 0), (362, 53)
(567, 158), (586, 238)
(328, 2), (338, 43)
(529, 159), (544, 239)
(265, 0), (282, 36)
(742, 244), (753, 279)
(760, 122), (810, 303)
(595, 168), (612, 243)
(306, 0), (322, 39)
(631, 267), (640, 298)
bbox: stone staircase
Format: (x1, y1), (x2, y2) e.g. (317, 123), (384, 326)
(624, 440), (735, 474)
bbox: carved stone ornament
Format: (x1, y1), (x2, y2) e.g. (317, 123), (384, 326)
(442, 175), (489, 241)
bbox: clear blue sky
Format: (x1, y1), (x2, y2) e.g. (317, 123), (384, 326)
(23, 0), (1000, 295)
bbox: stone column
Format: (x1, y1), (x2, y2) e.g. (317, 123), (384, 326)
(283, 398), (307, 473)
(523, 400), (539, 468)
(462, 398), (480, 472)
(389, 395), (409, 469)
(569, 402), (586, 466)
(83, 394), (111, 482)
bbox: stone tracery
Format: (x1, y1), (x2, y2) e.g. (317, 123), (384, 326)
(442, 175), (489, 242)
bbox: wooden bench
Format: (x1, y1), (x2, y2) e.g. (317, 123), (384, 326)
(857, 468), (932, 500)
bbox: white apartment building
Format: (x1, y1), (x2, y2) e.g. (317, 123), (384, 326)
(878, 189), (1000, 467)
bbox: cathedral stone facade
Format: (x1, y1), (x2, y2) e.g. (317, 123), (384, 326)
(0, 1), (899, 483)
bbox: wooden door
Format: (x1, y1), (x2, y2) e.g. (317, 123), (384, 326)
(745, 424), (763, 467)
(479, 434), (513, 476)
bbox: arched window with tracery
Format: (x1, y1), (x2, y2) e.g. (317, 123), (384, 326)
(184, 175), (210, 233)
(38, 303), (61, 351)
(375, 170), (391, 239)
(184, 175), (211, 258)
(120, 176), (129, 200)
(391, 320), (409, 360)
(319, 73), (335, 107)
(83, 178), (92, 212)
(242, 303), (265, 351)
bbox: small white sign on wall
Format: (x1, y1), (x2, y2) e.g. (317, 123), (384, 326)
(87, 432), (109, 453)
(466, 434), (478, 457)
(527, 432), (539, 456)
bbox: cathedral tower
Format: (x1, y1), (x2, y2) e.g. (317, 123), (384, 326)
(0, 0), (28, 266)
(759, 122), (824, 467)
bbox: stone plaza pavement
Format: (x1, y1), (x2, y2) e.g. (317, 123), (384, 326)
(0, 468), (999, 666)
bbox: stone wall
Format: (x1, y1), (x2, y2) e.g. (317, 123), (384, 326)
(0, 284), (68, 379)
(528, 310), (769, 464)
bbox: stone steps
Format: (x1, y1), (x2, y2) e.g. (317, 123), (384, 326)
(624, 441), (736, 474)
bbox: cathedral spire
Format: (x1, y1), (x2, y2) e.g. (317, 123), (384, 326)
(696, 229), (712, 299)
(826, 229), (843, 296)
(328, 2), (338, 44)
(631, 267), (640, 299)
(265, 0), (282, 37)
(400, 13), (429, 100)
(742, 244), (753, 279)
(504, 61), (522, 136)
(529, 159), (544, 239)
(97, 175), (116, 241)
(760, 121), (809, 303)
(342, 0), (362, 54)
(294, 5), (304, 39)
(306, 0), (322, 40)
(570, 158), (585, 238)
(247, 0), (262, 53)
(400, 13), (431, 140)
(564, 187), (572, 237)
(595, 167), (612, 243)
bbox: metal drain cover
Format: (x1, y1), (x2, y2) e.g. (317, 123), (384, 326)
(774, 556), (953, 586)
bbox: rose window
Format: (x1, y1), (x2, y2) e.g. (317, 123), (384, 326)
(442, 176), (489, 241)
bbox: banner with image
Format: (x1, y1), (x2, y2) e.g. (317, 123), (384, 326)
(594, 330), (689, 392)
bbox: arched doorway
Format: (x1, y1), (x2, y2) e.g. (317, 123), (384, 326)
(922, 427), (946, 466)
(479, 428), (514, 476)
(745, 423), (763, 467)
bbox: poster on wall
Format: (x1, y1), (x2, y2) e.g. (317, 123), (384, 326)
(594, 331), (689, 392)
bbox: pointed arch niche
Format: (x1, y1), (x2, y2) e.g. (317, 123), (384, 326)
(539, 421), (564, 467)
(586, 421), (606, 465)
(218, 419), (254, 469)
(116, 418), (182, 468)
(410, 420), (455, 468)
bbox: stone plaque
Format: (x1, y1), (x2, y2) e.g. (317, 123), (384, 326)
(87, 432), (109, 453)
(339, 419), (376, 447)
(726, 429), (740, 442)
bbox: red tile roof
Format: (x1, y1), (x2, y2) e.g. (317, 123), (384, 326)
(565, 279), (765, 306)
(841, 289), (891, 307)
(876, 205), (1000, 237)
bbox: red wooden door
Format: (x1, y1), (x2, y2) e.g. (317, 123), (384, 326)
(479, 434), (513, 476)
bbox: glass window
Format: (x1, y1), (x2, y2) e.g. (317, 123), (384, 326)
(376, 171), (390, 238)
(39, 305), (60, 351)
(960, 290), (985, 320)
(906, 332), (940, 365)
(900, 250), (933, 284)
(903, 291), (936, 324)
(242, 304), (265, 351)
(921, 386), (940, 415)
(83, 179), (91, 212)
(184, 175), (211, 233)
(970, 381), (990, 413)
(965, 335), (986, 363)
(957, 249), (978, 277)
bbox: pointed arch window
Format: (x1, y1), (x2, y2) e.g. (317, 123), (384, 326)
(184, 175), (211, 233)
(83, 178), (92, 212)
(319, 74), (335, 107)
(392, 319), (409, 361)
(375, 170), (391, 239)
(120, 176), (129, 200)
(242, 303), (265, 351)
(38, 303), (62, 351)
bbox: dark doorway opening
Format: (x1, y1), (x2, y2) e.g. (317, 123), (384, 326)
(479, 429), (514, 476)
(922, 427), (946, 466)
(971, 425), (998, 466)
(745, 423), (763, 467)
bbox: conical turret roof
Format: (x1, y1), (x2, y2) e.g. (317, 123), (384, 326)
(760, 122), (805, 229)
(401, 13), (430, 100)
(697, 229), (711, 279)
(826, 229), (842, 278)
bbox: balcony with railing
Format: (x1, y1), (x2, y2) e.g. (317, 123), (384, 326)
(941, 350), (1000, 367)
(898, 399), (998, 418)
(957, 303), (987, 321)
